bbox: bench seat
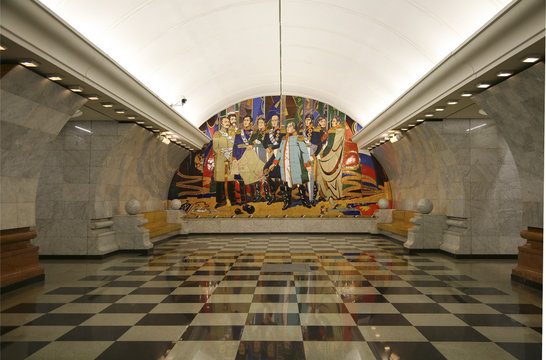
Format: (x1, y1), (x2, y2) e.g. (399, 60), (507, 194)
(142, 211), (181, 238)
(377, 210), (416, 237)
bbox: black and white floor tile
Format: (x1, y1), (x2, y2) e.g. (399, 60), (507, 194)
(1, 234), (541, 359)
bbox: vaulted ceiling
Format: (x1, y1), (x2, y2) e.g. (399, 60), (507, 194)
(37, 0), (512, 128)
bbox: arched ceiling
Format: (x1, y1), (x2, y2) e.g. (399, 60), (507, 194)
(38, 0), (511, 127)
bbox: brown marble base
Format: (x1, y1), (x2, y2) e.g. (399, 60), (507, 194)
(0, 227), (45, 289)
(512, 227), (542, 286)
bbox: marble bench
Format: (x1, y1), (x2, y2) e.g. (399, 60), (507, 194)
(376, 210), (417, 238)
(142, 211), (182, 243)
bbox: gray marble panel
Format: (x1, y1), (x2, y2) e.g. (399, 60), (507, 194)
(17, 202), (35, 227)
(1, 203), (18, 230)
(62, 166), (91, 184)
(64, 132), (91, 150)
(0, 90), (39, 128)
(62, 184), (90, 201)
(62, 150), (90, 168)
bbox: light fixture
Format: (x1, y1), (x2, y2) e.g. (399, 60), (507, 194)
(68, 85), (84, 93)
(74, 125), (92, 134)
(435, 107), (445, 111)
(152, 129), (160, 133)
(136, 121), (145, 125)
(447, 100), (458, 105)
(425, 113), (434, 117)
(145, 125), (153, 129)
(461, 92), (473, 97)
(46, 74), (63, 81)
(19, 59), (40, 67)
(127, 116), (136, 120)
(416, 119), (425, 123)
(0, 44), (6, 51)
(401, 128), (408, 131)
(522, 56), (540, 63)
(496, 71), (513, 77)
(476, 83), (491, 89)
(115, 109), (125, 114)
(87, 95), (99, 100)
(408, 124), (416, 127)
(101, 102), (114, 108)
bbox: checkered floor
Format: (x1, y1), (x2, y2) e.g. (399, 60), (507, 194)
(1, 234), (542, 359)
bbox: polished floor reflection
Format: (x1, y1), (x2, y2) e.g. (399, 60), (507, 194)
(1, 234), (542, 359)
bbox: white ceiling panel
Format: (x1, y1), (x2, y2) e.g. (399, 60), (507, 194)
(38, 0), (511, 126)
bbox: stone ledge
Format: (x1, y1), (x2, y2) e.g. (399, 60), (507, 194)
(182, 217), (378, 234)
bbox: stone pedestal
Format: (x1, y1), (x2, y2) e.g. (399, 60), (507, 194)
(88, 219), (117, 255)
(374, 209), (394, 224)
(441, 217), (471, 255)
(1, 227), (44, 290)
(512, 227), (542, 288)
(405, 213), (447, 250)
(113, 215), (151, 250)
(166, 210), (188, 234)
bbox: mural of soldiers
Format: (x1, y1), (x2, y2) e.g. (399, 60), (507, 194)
(232, 115), (265, 202)
(250, 115), (267, 162)
(301, 113), (316, 204)
(271, 119), (312, 210)
(316, 114), (345, 200)
(228, 112), (238, 137)
(310, 115), (328, 202)
(212, 116), (236, 207)
(262, 114), (285, 205)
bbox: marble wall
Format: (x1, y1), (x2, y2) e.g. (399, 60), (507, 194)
(34, 121), (189, 255)
(474, 62), (544, 228)
(91, 122), (188, 219)
(0, 65), (86, 230)
(372, 117), (524, 254)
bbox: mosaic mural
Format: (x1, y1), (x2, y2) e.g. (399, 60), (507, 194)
(168, 96), (391, 217)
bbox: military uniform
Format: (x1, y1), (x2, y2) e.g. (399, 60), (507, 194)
(212, 130), (236, 207)
(262, 126), (286, 205)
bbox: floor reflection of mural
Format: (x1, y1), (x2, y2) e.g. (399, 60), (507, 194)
(168, 96), (391, 218)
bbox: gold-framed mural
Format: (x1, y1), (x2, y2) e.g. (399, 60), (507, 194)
(168, 96), (391, 218)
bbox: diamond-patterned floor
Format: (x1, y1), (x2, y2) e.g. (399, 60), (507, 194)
(1, 234), (542, 359)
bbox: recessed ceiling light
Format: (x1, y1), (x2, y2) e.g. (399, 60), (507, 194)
(496, 71), (513, 77)
(461, 92), (473, 97)
(401, 128), (408, 131)
(425, 113), (434, 117)
(127, 116), (136, 120)
(435, 107), (445, 111)
(447, 100), (458, 105)
(408, 124), (416, 127)
(115, 109), (125, 114)
(416, 119), (425, 123)
(47, 74), (63, 81)
(145, 125), (153, 129)
(68, 85), (83, 92)
(19, 59), (40, 67)
(0, 44), (7, 51)
(152, 129), (160, 133)
(87, 95), (99, 100)
(136, 121), (145, 125)
(101, 102), (114, 108)
(476, 83), (490, 89)
(380, 140), (385, 143)
(522, 56), (540, 63)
